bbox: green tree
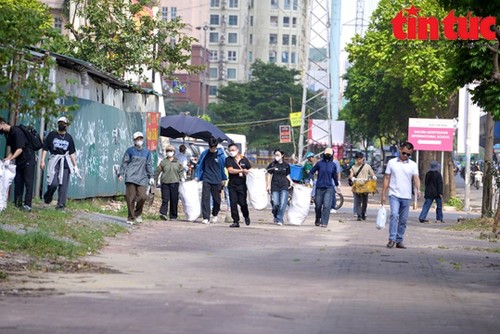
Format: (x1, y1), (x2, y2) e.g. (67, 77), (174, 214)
(210, 60), (308, 149)
(64, 0), (199, 82)
(0, 0), (70, 122)
(436, 0), (500, 222)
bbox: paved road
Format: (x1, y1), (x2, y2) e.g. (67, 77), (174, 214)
(0, 202), (498, 333)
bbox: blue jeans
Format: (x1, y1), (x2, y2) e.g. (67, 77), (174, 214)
(271, 190), (288, 223)
(419, 197), (443, 221)
(389, 195), (411, 243)
(315, 187), (334, 226)
(330, 187), (337, 209)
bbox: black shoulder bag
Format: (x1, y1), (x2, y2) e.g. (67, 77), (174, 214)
(348, 164), (365, 186)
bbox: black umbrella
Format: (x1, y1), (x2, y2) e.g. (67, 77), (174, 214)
(160, 115), (232, 143)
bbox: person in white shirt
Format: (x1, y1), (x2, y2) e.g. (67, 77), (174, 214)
(381, 141), (421, 249)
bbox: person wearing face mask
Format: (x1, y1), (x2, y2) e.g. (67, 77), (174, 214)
(266, 149), (292, 226)
(0, 117), (36, 211)
(306, 148), (339, 227)
(40, 116), (79, 210)
(154, 145), (183, 221)
(118, 131), (154, 225)
(194, 137), (228, 225)
(225, 143), (252, 228)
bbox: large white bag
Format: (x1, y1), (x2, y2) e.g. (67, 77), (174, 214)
(0, 161), (16, 212)
(179, 180), (201, 221)
(287, 184), (311, 225)
(376, 205), (387, 230)
(246, 169), (269, 210)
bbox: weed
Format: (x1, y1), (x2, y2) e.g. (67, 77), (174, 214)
(451, 262), (462, 270)
(0, 271), (7, 280)
(446, 197), (463, 210)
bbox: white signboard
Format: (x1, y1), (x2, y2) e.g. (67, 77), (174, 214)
(307, 120), (345, 145)
(457, 86), (481, 154)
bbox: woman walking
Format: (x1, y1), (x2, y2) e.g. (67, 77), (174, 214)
(154, 145), (183, 220)
(266, 149), (292, 226)
(418, 160), (444, 224)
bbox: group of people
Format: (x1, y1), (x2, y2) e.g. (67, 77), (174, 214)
(1, 120), (444, 250)
(0, 116), (79, 212)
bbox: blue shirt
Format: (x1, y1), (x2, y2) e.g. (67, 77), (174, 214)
(309, 158), (339, 189)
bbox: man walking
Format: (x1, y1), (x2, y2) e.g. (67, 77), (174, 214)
(307, 148), (339, 227)
(225, 143), (251, 228)
(418, 160), (444, 224)
(0, 117), (36, 211)
(40, 116), (80, 210)
(195, 137), (227, 225)
(118, 132), (154, 225)
(381, 141), (420, 249)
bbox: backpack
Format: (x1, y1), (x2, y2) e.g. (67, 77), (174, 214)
(17, 125), (43, 151)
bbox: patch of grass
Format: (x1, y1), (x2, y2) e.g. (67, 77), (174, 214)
(437, 257), (446, 263)
(451, 262), (462, 270)
(446, 217), (495, 232)
(0, 201), (126, 260)
(464, 247), (500, 253)
(293, 258), (300, 262)
(446, 197), (464, 210)
(0, 271), (7, 280)
(437, 245), (449, 249)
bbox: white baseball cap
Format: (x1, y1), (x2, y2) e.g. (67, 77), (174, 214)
(133, 131), (144, 140)
(57, 116), (69, 124)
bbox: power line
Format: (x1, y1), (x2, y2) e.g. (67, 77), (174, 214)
(215, 117), (289, 127)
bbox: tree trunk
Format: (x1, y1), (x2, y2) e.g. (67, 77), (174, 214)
(481, 113), (494, 217)
(443, 151), (455, 202)
(494, 195), (500, 237)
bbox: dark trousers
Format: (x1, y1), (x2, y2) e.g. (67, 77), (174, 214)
(125, 183), (147, 220)
(228, 184), (249, 223)
(14, 160), (35, 207)
(44, 166), (70, 208)
(354, 192), (369, 218)
(202, 182), (222, 220)
(160, 183), (179, 218)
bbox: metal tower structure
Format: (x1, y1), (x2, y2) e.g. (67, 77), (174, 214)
(298, 0), (341, 159)
(355, 0), (365, 36)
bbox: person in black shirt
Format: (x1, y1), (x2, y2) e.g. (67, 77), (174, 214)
(225, 143), (252, 228)
(0, 117), (36, 211)
(266, 149), (292, 226)
(40, 116), (79, 210)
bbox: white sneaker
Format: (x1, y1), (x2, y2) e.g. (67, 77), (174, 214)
(277, 222), (283, 226)
(135, 216), (143, 223)
(210, 216), (218, 224)
(330, 209), (337, 214)
(202, 219), (210, 224)
(126, 220), (135, 225)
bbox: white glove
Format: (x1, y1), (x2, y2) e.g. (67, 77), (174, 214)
(372, 175), (377, 180)
(149, 178), (155, 186)
(352, 177), (357, 182)
(74, 166), (82, 179)
(180, 178), (185, 183)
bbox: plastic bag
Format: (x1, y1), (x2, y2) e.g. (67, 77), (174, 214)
(352, 179), (377, 193)
(376, 205), (387, 230)
(287, 184), (311, 225)
(0, 161), (16, 212)
(246, 169), (269, 210)
(179, 180), (201, 221)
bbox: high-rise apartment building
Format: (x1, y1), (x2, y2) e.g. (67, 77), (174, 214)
(40, 0), (309, 109)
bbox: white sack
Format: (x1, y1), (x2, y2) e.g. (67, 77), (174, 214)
(376, 205), (387, 230)
(287, 185), (311, 225)
(0, 161), (16, 212)
(179, 180), (201, 221)
(246, 169), (269, 210)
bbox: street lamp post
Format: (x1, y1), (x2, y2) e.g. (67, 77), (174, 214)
(196, 24), (214, 116)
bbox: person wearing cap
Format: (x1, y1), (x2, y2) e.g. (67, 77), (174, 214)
(175, 144), (191, 179)
(350, 152), (376, 221)
(306, 147), (339, 227)
(0, 117), (36, 211)
(302, 151), (315, 182)
(194, 136), (227, 224)
(154, 144), (183, 221)
(418, 160), (444, 224)
(118, 131), (154, 225)
(40, 116), (79, 210)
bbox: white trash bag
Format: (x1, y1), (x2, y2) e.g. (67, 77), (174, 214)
(287, 184), (311, 225)
(246, 169), (269, 210)
(376, 205), (387, 230)
(0, 161), (16, 212)
(179, 180), (201, 221)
